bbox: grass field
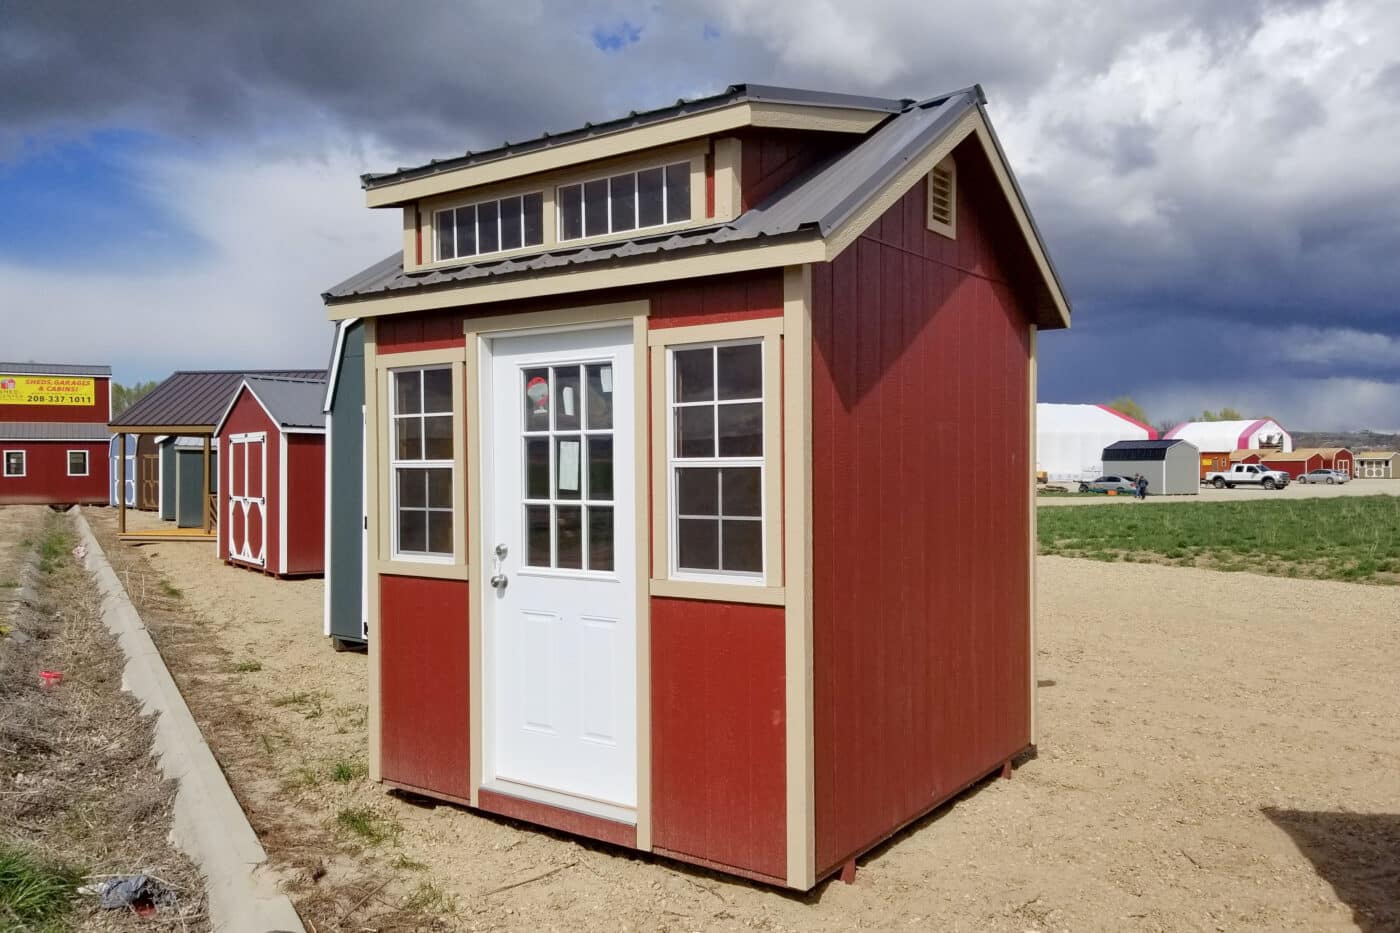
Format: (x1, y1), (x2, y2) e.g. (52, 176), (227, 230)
(1038, 494), (1400, 583)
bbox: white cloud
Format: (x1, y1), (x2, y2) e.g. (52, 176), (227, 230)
(0, 140), (397, 380)
(1141, 376), (1400, 432)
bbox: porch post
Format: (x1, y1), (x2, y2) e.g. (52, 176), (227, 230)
(202, 434), (212, 534)
(118, 432), (127, 535)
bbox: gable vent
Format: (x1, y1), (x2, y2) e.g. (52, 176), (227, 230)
(927, 156), (956, 239)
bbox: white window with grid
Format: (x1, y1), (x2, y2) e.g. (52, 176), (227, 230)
(390, 366), (455, 561)
(666, 340), (765, 581)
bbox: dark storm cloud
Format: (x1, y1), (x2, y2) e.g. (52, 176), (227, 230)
(0, 1), (726, 161)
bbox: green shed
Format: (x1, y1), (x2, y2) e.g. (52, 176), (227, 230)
(324, 318), (366, 648)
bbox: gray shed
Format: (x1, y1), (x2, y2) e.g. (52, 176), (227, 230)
(1101, 439), (1200, 495)
(323, 319), (366, 648)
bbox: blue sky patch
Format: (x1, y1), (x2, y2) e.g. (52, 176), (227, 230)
(0, 129), (204, 268)
(591, 20), (643, 53)
(703, 23), (721, 40)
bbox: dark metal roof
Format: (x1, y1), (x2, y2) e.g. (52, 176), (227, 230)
(326, 88), (985, 305)
(0, 361), (112, 376)
(0, 421), (110, 441)
(362, 84), (908, 190)
(241, 375), (328, 430)
(111, 370), (327, 429)
(1102, 439), (1194, 462)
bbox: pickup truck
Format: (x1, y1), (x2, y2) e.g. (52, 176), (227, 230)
(1203, 463), (1291, 489)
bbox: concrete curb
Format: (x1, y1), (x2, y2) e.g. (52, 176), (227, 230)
(74, 508), (305, 933)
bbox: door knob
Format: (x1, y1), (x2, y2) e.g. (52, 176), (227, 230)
(490, 573), (508, 590)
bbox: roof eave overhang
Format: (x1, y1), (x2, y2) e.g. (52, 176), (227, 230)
(108, 424), (215, 435)
(324, 234), (827, 321)
(363, 101), (891, 208)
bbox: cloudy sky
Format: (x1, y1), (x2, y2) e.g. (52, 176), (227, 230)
(2, 0), (1397, 430)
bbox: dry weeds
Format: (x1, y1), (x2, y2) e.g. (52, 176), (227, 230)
(0, 507), (206, 931)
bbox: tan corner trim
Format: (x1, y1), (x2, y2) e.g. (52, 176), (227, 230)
(781, 264), (815, 890)
(465, 332), (483, 807)
(1027, 324), (1038, 748)
(712, 137), (743, 222)
(464, 299), (650, 336)
(648, 319), (784, 591)
(374, 560), (469, 581)
(402, 206), (420, 273)
(374, 346), (471, 573)
(647, 579), (785, 606)
(645, 315), (783, 346)
(363, 320), (383, 783)
(631, 313), (653, 852)
(750, 102), (888, 134)
(364, 102), (883, 208)
(327, 239), (826, 322)
(824, 111), (976, 261)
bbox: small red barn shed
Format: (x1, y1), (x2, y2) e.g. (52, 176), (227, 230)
(214, 375), (328, 576)
(0, 362), (111, 506)
(322, 83), (1070, 889)
(1259, 449), (1324, 479)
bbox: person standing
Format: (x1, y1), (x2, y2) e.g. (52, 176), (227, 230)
(1136, 474), (1148, 500)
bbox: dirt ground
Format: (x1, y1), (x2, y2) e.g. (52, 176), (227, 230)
(1039, 476), (1400, 507)
(85, 506), (1399, 932)
(0, 506), (207, 930)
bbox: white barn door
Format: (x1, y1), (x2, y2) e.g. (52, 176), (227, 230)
(228, 432), (268, 567)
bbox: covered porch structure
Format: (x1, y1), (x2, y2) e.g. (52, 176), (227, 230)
(109, 369), (327, 543)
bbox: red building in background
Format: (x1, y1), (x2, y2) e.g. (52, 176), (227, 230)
(0, 362), (111, 506)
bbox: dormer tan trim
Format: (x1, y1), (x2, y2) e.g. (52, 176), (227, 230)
(365, 103), (888, 208)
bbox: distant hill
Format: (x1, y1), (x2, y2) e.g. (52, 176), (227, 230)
(1292, 430), (1400, 451)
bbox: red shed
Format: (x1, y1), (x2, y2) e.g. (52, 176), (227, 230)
(1259, 449), (1324, 478)
(0, 362), (111, 506)
(322, 83), (1069, 889)
(213, 375), (328, 576)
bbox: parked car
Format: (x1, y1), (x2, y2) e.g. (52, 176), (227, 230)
(1297, 469), (1349, 484)
(1203, 463), (1291, 489)
(1079, 475), (1138, 494)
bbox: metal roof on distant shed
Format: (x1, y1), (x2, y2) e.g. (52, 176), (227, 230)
(0, 361), (112, 376)
(111, 370), (327, 429)
(240, 376), (328, 430)
(1102, 439), (1195, 461)
(326, 87), (1004, 304)
(0, 422), (111, 441)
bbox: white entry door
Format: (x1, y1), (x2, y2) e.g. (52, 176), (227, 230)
(227, 432), (267, 566)
(483, 325), (636, 813)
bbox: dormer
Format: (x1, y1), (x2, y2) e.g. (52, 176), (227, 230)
(360, 85), (906, 274)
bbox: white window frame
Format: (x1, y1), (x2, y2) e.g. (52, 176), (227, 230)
(556, 160), (691, 242)
(66, 449), (89, 476)
(665, 339), (768, 585)
(2, 449), (24, 477)
(435, 190), (545, 262)
(389, 365), (456, 563)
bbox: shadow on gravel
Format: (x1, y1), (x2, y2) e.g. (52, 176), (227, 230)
(1263, 807), (1400, 932)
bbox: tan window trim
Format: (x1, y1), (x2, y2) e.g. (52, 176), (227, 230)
(649, 315), (784, 605)
(374, 346), (470, 580)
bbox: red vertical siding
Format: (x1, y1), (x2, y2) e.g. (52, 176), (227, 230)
(0, 442), (108, 505)
(218, 390), (279, 571)
(650, 598), (787, 880)
(648, 271), (783, 329)
(379, 575), (471, 799)
(810, 137), (1034, 876)
(738, 130), (847, 212)
(285, 433), (326, 575)
(0, 375), (110, 424)
(1260, 454), (1321, 478)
